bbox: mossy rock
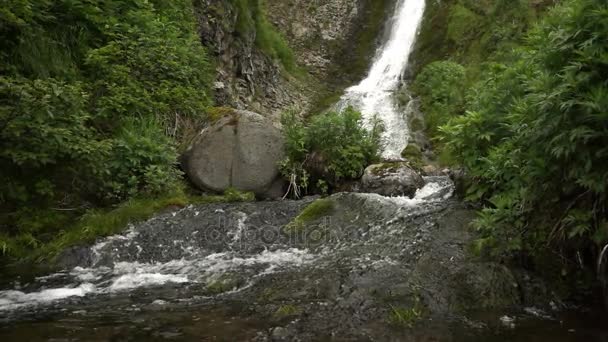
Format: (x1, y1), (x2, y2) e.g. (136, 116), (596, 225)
(409, 117), (424, 132)
(401, 144), (424, 170)
(401, 143), (422, 159)
(205, 275), (244, 295)
(206, 106), (236, 123)
(284, 198), (335, 233)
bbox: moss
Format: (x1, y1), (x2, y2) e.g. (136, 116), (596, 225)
(370, 162), (402, 176)
(284, 198), (335, 232)
(231, 0), (297, 73)
(1, 187), (255, 264)
(410, 0), (555, 78)
(409, 117), (424, 132)
(274, 304), (300, 318)
(401, 143), (423, 161)
(206, 106), (236, 123)
(206, 275), (242, 294)
(388, 305), (423, 328)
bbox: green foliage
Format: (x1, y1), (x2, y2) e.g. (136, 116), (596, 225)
(388, 303), (423, 328)
(280, 108), (382, 197)
(0, 0), (214, 263)
(101, 118), (183, 201)
(274, 304), (301, 318)
(412, 61), (466, 139)
(0, 77), (106, 206)
(1, 187), (254, 262)
(437, 0), (608, 266)
(447, 4), (480, 43)
(411, 0), (551, 77)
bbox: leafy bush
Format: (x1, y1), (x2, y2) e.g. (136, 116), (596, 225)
(0, 0), (214, 263)
(280, 108), (382, 197)
(0, 77), (106, 207)
(439, 0), (608, 268)
(102, 118), (183, 202)
(412, 61), (466, 139)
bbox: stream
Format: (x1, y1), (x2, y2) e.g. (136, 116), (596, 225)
(1, 178), (607, 341)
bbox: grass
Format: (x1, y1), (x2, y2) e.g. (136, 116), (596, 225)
(206, 106), (236, 123)
(388, 304), (423, 328)
(274, 304), (300, 318)
(231, 0), (298, 74)
(205, 275), (242, 294)
(1, 188), (255, 264)
(284, 198), (335, 232)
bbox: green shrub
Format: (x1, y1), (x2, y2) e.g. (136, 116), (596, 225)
(413, 61), (466, 139)
(101, 118), (183, 202)
(280, 107), (382, 197)
(0, 0), (214, 264)
(439, 0), (608, 268)
(0, 77), (106, 208)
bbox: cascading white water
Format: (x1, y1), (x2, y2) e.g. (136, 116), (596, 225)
(339, 0), (426, 159)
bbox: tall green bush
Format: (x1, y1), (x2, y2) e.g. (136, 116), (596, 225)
(438, 0), (608, 269)
(0, 0), (214, 261)
(412, 61), (466, 139)
(280, 108), (382, 197)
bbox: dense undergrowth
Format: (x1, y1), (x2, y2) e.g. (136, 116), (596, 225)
(0, 0), (216, 262)
(413, 0), (608, 292)
(0, 0), (311, 265)
(280, 107), (382, 198)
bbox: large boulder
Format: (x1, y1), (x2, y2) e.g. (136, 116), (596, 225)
(361, 162), (425, 197)
(183, 110), (285, 198)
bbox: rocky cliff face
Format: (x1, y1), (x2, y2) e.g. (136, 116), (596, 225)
(264, 0), (361, 78)
(193, 0), (300, 117)
(194, 0), (395, 117)
(267, 0), (396, 110)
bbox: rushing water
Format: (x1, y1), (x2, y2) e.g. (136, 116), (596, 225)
(339, 0), (426, 159)
(0, 177), (607, 340)
(0, 178), (452, 314)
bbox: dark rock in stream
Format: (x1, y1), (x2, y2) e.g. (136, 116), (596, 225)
(361, 162), (425, 197)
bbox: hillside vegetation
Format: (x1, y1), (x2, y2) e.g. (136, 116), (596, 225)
(0, 0), (302, 262)
(413, 0), (608, 291)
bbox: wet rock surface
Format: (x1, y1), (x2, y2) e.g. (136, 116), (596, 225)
(0, 177), (579, 341)
(361, 162), (425, 197)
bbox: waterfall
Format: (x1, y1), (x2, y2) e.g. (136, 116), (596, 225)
(339, 0), (426, 160)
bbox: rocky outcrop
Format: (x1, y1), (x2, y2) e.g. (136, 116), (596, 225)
(361, 162), (425, 197)
(267, 0), (396, 98)
(193, 0), (303, 117)
(193, 0), (396, 117)
(183, 110), (285, 198)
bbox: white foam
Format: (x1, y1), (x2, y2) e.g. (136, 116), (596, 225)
(0, 248), (316, 312)
(0, 283), (96, 311)
(110, 273), (189, 291)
